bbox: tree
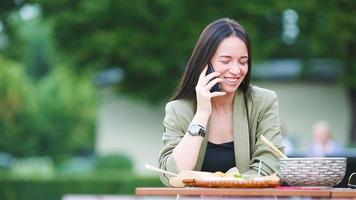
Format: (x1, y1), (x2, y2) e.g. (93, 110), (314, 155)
(0, 56), (97, 158)
(0, 0), (25, 59)
(0, 56), (38, 156)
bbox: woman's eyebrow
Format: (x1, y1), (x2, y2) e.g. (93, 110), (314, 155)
(218, 55), (232, 58)
(218, 55), (249, 59)
(218, 55), (248, 60)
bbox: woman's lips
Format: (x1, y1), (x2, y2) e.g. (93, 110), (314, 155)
(224, 77), (239, 85)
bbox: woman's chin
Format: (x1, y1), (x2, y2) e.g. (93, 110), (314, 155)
(221, 89), (237, 95)
(221, 85), (239, 94)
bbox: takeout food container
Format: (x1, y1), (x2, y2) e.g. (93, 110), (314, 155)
(280, 157), (346, 187)
(182, 176), (281, 188)
(169, 170), (281, 188)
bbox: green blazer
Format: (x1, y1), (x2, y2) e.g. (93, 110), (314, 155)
(158, 86), (284, 186)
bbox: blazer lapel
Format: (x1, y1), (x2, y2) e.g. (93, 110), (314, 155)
(233, 90), (251, 172)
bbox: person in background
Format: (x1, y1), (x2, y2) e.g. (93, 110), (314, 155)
(309, 120), (342, 157)
(158, 18), (284, 186)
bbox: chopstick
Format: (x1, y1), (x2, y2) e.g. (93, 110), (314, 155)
(260, 135), (288, 159)
(145, 164), (178, 177)
(257, 160), (262, 177)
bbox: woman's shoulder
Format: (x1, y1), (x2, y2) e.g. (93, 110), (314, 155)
(249, 85), (277, 99)
(165, 98), (195, 116)
(248, 86), (278, 105)
(166, 98), (194, 108)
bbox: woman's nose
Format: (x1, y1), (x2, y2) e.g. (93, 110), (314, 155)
(229, 62), (241, 75)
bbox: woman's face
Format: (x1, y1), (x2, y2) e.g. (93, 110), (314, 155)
(210, 35), (248, 94)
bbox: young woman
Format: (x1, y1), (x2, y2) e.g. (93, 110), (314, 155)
(158, 18), (284, 186)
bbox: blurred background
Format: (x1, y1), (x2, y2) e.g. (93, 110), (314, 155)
(0, 0), (355, 199)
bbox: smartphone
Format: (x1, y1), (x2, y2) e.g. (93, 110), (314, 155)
(206, 62), (222, 92)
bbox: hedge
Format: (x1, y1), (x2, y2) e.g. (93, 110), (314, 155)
(0, 174), (163, 200)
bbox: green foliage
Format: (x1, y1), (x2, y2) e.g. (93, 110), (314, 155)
(0, 173), (163, 200)
(20, 18), (55, 80)
(9, 157), (55, 179)
(95, 154), (133, 171)
(36, 66), (97, 159)
(4, 9), (55, 80)
(0, 57), (38, 156)
(0, 154), (160, 200)
(286, 0), (356, 86)
(0, 56), (97, 159)
(0, 154), (144, 200)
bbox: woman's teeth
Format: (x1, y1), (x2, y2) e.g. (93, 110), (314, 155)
(224, 77), (238, 84)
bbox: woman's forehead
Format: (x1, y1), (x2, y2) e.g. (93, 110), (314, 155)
(215, 36), (248, 58)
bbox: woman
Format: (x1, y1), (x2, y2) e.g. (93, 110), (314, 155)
(158, 18), (284, 186)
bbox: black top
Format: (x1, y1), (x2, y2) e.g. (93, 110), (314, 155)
(201, 141), (236, 173)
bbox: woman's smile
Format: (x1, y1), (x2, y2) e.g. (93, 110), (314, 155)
(223, 76), (239, 85)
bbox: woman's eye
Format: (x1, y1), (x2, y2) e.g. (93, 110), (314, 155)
(220, 61), (229, 64)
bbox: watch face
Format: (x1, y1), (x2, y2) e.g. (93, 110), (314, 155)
(188, 124), (205, 137)
(191, 124), (200, 133)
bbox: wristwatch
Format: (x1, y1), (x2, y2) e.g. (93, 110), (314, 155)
(187, 124), (206, 137)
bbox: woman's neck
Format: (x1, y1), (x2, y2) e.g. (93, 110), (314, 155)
(211, 92), (235, 111)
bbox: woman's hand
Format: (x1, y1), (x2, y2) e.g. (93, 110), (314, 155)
(195, 66), (226, 116)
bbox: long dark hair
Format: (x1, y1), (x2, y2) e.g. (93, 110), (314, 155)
(172, 18), (252, 100)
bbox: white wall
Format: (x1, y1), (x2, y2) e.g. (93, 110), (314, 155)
(96, 83), (350, 174)
(256, 82), (350, 152)
(95, 90), (164, 175)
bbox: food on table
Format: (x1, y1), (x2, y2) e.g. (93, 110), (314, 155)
(169, 169), (280, 188)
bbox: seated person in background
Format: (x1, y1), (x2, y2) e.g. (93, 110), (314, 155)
(309, 120), (342, 157)
(158, 18), (284, 186)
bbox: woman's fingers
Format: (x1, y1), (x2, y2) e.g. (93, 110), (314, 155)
(198, 72), (220, 88)
(203, 72), (220, 85)
(200, 66), (208, 79)
(198, 65), (209, 84)
(206, 78), (223, 90)
(198, 65), (220, 86)
(210, 91), (226, 98)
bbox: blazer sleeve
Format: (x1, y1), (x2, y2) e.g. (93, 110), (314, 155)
(245, 91), (284, 177)
(158, 102), (185, 186)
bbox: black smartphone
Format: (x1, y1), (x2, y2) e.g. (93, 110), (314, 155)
(206, 62), (222, 92)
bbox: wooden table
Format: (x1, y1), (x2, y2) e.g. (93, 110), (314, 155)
(331, 188), (356, 198)
(136, 187), (356, 198)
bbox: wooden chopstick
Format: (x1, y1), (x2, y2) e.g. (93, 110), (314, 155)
(260, 135), (288, 159)
(145, 164), (178, 177)
(257, 160), (262, 177)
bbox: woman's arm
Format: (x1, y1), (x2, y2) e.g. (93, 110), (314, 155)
(158, 102), (209, 186)
(172, 110), (209, 171)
